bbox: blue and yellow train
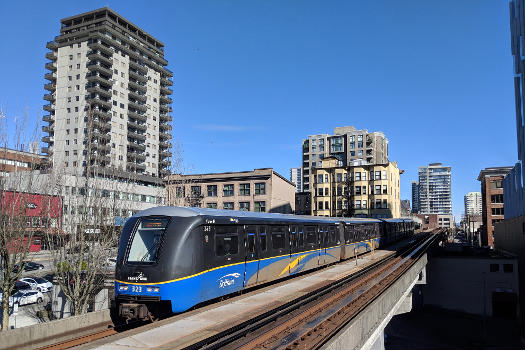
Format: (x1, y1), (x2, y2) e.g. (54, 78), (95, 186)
(115, 207), (415, 321)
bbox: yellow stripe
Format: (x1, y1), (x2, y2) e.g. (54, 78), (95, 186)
(116, 243), (360, 287)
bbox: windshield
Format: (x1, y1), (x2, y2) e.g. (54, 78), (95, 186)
(127, 217), (169, 263)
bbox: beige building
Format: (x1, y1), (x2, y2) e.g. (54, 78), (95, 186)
(166, 168), (296, 213)
(312, 157), (401, 218)
(302, 126), (389, 192)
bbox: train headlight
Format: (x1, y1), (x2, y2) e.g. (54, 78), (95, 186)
(146, 287), (160, 292)
(119, 285), (129, 291)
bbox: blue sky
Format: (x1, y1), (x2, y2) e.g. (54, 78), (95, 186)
(0, 1), (517, 219)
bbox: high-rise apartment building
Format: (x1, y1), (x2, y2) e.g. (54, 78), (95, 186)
(411, 181), (419, 213)
(42, 8), (173, 181)
(290, 167), (302, 192)
(301, 126), (388, 192)
(464, 191), (482, 216)
(418, 163), (452, 214)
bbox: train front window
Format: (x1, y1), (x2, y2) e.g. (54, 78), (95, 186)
(127, 218), (169, 263)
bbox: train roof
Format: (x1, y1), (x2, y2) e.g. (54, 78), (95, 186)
(133, 207), (412, 225)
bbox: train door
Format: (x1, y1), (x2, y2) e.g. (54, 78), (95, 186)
(305, 225), (319, 267)
(255, 226), (271, 284)
(338, 223), (346, 260)
(289, 225), (300, 275)
(318, 226), (327, 265)
(243, 225), (259, 288)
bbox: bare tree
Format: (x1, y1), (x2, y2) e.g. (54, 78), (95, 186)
(0, 108), (52, 331)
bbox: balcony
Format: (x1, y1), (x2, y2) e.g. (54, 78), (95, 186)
(88, 41), (113, 56)
(162, 67), (173, 78)
(42, 115), (54, 123)
(129, 70), (147, 83)
(86, 73), (113, 87)
(127, 163), (146, 172)
(160, 86), (173, 95)
(87, 51), (112, 66)
(159, 150), (172, 158)
(159, 123), (172, 131)
(127, 152), (146, 162)
(43, 93), (55, 102)
(159, 141), (171, 149)
(128, 80), (147, 93)
(159, 95), (172, 105)
(86, 98), (112, 110)
(89, 153), (111, 164)
(44, 83), (55, 92)
(128, 110), (147, 122)
(127, 120), (147, 132)
(42, 136), (54, 144)
(92, 109), (111, 121)
(129, 60), (147, 74)
(87, 86), (112, 99)
(43, 104), (55, 112)
(91, 129), (111, 142)
(128, 142), (146, 152)
(45, 52), (56, 61)
(159, 159), (170, 167)
(128, 130), (146, 141)
(159, 104), (171, 113)
(159, 169), (170, 177)
(45, 62), (57, 71)
(44, 72), (56, 81)
(160, 77), (173, 86)
(42, 125), (54, 133)
(159, 131), (171, 140)
(159, 113), (172, 122)
(128, 90), (147, 103)
(91, 119), (111, 132)
(91, 142), (111, 152)
(87, 62), (112, 77)
(128, 100), (147, 113)
(46, 41), (58, 50)
(41, 147), (53, 155)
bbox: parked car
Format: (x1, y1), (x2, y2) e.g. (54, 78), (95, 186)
(19, 277), (53, 292)
(14, 281), (32, 292)
(13, 261), (44, 273)
(11, 290), (44, 306)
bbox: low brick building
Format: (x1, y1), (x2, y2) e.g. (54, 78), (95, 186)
(166, 168), (296, 214)
(0, 147), (46, 176)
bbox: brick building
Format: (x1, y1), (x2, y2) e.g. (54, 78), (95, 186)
(478, 167), (513, 247)
(0, 147), (46, 176)
(166, 168), (296, 214)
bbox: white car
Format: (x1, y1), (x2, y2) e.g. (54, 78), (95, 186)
(11, 290), (44, 306)
(19, 277), (53, 292)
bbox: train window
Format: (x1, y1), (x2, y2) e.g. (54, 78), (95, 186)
(298, 227), (304, 247)
(329, 227), (336, 242)
(127, 217), (169, 263)
(306, 226), (317, 245)
(259, 226), (267, 251)
(215, 227), (239, 257)
(272, 226), (285, 249)
(247, 234), (256, 253)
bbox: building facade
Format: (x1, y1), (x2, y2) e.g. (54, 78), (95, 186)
(478, 167), (513, 247)
(503, 0), (525, 219)
(166, 168), (296, 214)
(464, 191), (482, 216)
(290, 167), (302, 193)
(418, 163), (452, 215)
(0, 148), (47, 177)
(301, 126), (388, 192)
(411, 181), (419, 213)
(42, 8), (172, 182)
(311, 157), (401, 218)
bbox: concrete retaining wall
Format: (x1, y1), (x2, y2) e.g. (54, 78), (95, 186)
(0, 309), (112, 350)
(321, 254), (427, 350)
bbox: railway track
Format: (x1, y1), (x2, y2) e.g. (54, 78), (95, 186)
(189, 230), (441, 350)
(35, 230), (441, 350)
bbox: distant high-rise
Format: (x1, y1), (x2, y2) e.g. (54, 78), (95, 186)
(42, 7), (173, 182)
(301, 126), (388, 192)
(290, 167), (302, 193)
(418, 163), (452, 214)
(411, 181), (419, 213)
(464, 191), (482, 216)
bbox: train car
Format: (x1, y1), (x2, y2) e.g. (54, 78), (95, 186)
(115, 207), (341, 320)
(114, 207), (415, 321)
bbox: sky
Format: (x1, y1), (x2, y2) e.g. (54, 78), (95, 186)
(0, 1), (517, 220)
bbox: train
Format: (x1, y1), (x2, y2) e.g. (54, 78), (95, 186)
(114, 207), (416, 321)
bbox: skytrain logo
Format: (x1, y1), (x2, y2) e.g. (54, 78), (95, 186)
(128, 272), (148, 282)
(217, 273), (241, 288)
